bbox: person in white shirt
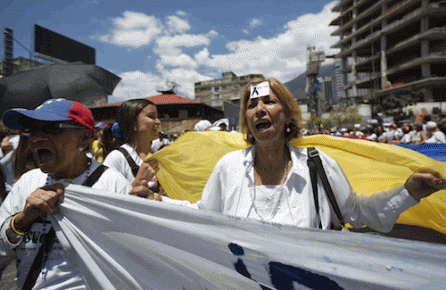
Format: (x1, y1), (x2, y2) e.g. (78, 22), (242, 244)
(102, 99), (161, 192)
(0, 134), (20, 197)
(420, 121), (446, 144)
(151, 131), (172, 153)
(364, 126), (377, 141)
(383, 124), (400, 143)
(398, 125), (415, 144)
(157, 78), (445, 233)
(351, 124), (364, 138)
(0, 99), (151, 289)
(194, 120), (212, 132)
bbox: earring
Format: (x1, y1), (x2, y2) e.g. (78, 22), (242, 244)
(286, 125), (291, 133)
(134, 127), (137, 132)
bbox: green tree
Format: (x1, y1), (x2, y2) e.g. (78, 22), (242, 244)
(329, 107), (362, 128)
(304, 107), (362, 131)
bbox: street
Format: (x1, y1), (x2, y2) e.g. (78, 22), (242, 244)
(0, 262), (17, 290)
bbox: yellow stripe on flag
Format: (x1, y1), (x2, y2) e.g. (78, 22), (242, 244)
(148, 132), (446, 234)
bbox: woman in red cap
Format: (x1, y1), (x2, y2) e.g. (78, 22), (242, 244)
(0, 98), (151, 289)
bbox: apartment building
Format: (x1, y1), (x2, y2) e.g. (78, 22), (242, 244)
(330, 0), (446, 113)
(194, 72), (264, 110)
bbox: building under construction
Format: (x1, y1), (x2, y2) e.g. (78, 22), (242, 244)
(330, 0), (446, 115)
(194, 72), (264, 111)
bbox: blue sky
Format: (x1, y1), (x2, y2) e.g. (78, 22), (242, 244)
(0, 0), (340, 102)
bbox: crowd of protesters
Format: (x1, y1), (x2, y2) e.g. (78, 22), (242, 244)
(1, 105), (445, 204)
(0, 104), (445, 205)
(0, 82), (445, 288)
(309, 114), (446, 145)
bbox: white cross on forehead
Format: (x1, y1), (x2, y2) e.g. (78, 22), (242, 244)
(250, 81), (270, 99)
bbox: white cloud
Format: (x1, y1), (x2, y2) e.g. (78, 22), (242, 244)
(250, 18), (262, 28)
(166, 15), (191, 34)
(154, 32), (218, 70)
(156, 33), (214, 49)
(112, 71), (164, 99)
(242, 29), (249, 35)
(106, 3), (339, 101)
(206, 30), (218, 38)
(194, 48), (210, 65)
(188, 2), (339, 82)
(98, 11), (162, 47)
(163, 68), (210, 97)
(159, 53), (197, 69)
(112, 68), (211, 100)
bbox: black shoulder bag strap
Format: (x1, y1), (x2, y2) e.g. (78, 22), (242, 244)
(307, 147), (345, 229)
(117, 147), (139, 178)
(307, 148), (322, 229)
(83, 165), (108, 187)
(117, 147), (161, 193)
(22, 164), (108, 290)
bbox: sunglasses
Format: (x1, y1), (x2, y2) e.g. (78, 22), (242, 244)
(22, 123), (84, 137)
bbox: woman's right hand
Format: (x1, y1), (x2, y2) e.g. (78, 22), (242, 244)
(129, 185), (163, 201)
(7, 184), (64, 242)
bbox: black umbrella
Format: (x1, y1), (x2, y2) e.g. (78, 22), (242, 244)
(0, 62), (121, 116)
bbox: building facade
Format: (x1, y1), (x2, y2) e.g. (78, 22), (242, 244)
(90, 93), (224, 134)
(194, 72), (264, 110)
(320, 76), (334, 111)
(331, 59), (344, 110)
(0, 57), (44, 77)
(330, 0), (446, 114)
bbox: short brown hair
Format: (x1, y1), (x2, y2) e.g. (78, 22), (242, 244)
(239, 78), (303, 145)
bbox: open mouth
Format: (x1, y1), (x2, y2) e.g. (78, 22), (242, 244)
(34, 148), (55, 164)
(256, 121), (272, 134)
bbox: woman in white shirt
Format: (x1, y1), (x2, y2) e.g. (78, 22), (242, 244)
(160, 78), (445, 233)
(412, 123), (428, 144)
(419, 121), (446, 144)
(102, 99), (161, 192)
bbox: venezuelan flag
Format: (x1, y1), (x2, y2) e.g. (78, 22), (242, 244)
(149, 132), (446, 236)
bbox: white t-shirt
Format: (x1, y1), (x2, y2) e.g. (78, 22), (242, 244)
(103, 144), (157, 188)
(0, 160), (131, 289)
(383, 130), (396, 143)
(400, 131), (415, 143)
(425, 131), (446, 143)
(103, 144), (142, 183)
(354, 131), (364, 137)
(151, 138), (172, 153)
(366, 133), (377, 141)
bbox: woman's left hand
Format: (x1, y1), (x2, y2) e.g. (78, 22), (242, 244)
(405, 171), (446, 201)
(132, 153), (159, 187)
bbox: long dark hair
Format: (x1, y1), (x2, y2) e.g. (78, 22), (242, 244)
(101, 99), (155, 157)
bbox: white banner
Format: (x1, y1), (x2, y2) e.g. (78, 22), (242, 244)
(52, 185), (446, 290)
